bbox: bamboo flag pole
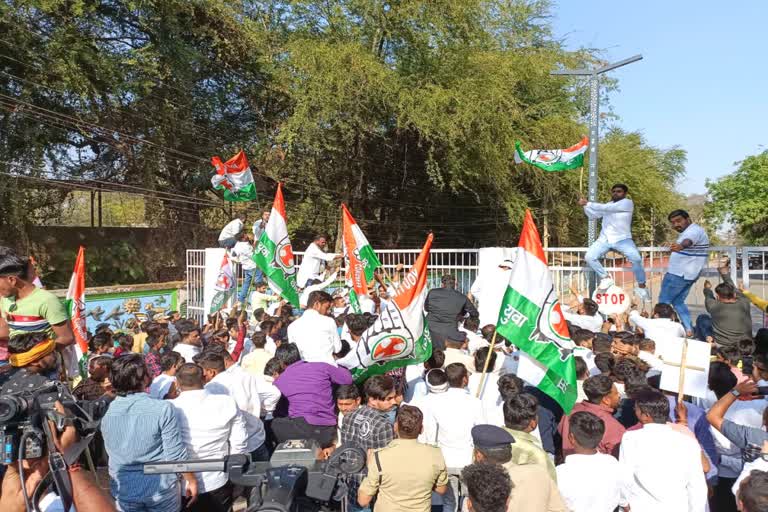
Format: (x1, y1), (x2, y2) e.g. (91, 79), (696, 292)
(677, 338), (689, 403)
(476, 331), (498, 398)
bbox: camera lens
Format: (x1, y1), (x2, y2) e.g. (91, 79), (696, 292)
(0, 396), (23, 424)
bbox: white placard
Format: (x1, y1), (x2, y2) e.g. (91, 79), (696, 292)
(204, 248), (227, 316)
(592, 285), (631, 315)
(472, 247), (520, 327)
(657, 337), (711, 399)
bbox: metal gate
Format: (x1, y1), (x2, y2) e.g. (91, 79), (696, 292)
(185, 246), (768, 327)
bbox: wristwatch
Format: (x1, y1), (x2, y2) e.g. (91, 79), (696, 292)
(731, 388), (741, 398)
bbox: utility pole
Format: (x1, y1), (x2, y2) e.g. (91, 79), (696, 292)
(542, 208), (550, 249)
(551, 54), (643, 245)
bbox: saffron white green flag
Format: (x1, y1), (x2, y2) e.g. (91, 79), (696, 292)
(63, 246), (87, 378)
(338, 234), (434, 383)
(211, 150), (258, 202)
(341, 203), (382, 296)
(496, 210), (577, 413)
(514, 136), (589, 172)
(252, 184), (300, 308)
(209, 252), (236, 314)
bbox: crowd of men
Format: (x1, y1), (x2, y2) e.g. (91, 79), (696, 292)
(1, 189), (768, 512)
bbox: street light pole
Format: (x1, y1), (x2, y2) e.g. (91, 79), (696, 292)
(551, 54), (643, 245)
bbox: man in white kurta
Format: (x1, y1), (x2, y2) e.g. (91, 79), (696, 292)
(296, 235), (341, 288)
(580, 184), (649, 301)
(287, 291), (341, 364)
(619, 390), (707, 512)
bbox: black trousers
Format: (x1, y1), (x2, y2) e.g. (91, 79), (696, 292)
(187, 481), (234, 512)
(711, 476), (738, 512)
(271, 416), (337, 448)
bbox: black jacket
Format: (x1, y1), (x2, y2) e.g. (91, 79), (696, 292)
(425, 287), (478, 350)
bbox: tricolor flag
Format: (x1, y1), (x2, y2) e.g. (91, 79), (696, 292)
(211, 150), (258, 202)
(496, 211), (577, 413)
(341, 204), (382, 313)
(209, 252), (236, 314)
(252, 184), (300, 308)
(339, 234), (433, 382)
(514, 136), (589, 172)
(64, 247), (87, 378)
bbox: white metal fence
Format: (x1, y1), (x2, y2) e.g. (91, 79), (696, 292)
(185, 246), (768, 327)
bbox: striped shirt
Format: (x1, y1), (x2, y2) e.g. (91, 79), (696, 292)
(668, 223), (710, 280)
(101, 392), (188, 502)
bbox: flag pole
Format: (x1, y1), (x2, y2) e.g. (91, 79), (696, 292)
(476, 331), (498, 398)
(677, 338), (689, 403)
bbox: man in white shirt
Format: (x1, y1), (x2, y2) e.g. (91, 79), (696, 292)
(419, 363), (485, 512)
(174, 322), (203, 363)
(197, 350), (270, 461)
(468, 347), (501, 422)
(658, 209), (710, 336)
(251, 209), (270, 240)
(296, 235), (341, 288)
(629, 303), (686, 344)
(299, 272), (338, 309)
(563, 297), (604, 332)
(619, 389), (707, 512)
(288, 291), (341, 364)
(556, 411), (629, 512)
(170, 363), (248, 512)
(580, 184), (649, 301)
(231, 234), (258, 304)
(217, 213), (245, 249)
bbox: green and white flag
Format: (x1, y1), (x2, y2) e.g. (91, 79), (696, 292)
(211, 150), (258, 202)
(209, 252), (236, 314)
(338, 234), (434, 383)
(252, 184), (300, 308)
(496, 210), (577, 413)
(514, 136), (589, 172)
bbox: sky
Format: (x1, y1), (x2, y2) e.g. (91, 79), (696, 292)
(551, 0), (768, 195)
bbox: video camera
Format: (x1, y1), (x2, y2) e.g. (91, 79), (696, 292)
(144, 439), (367, 512)
(0, 379), (110, 464)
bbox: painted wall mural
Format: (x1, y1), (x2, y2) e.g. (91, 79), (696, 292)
(83, 289), (177, 332)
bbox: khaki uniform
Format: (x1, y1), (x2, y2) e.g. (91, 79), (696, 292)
(502, 461), (567, 512)
(359, 438), (448, 512)
(504, 427), (557, 482)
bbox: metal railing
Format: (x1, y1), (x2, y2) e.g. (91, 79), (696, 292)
(185, 246), (768, 327)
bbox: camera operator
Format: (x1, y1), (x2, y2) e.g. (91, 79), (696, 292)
(0, 401), (116, 512)
(0, 333), (115, 511)
(1, 332), (61, 401)
(100, 354), (198, 511)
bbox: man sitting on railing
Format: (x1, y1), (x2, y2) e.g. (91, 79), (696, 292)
(579, 183), (650, 302)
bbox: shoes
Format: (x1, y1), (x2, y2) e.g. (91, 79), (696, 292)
(598, 277), (615, 290)
(635, 287), (650, 302)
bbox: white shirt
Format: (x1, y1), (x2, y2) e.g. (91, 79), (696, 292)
(206, 365), (266, 452)
(629, 311), (686, 343)
(171, 389), (248, 492)
(218, 219), (243, 241)
(420, 387), (485, 469)
(563, 307), (604, 332)
(462, 327), (489, 355)
(732, 457), (768, 497)
(584, 198), (634, 244)
(173, 343), (201, 364)
(232, 241), (257, 270)
(299, 272), (338, 308)
(619, 423), (707, 512)
(556, 453), (629, 512)
(149, 374), (175, 399)
(357, 295), (376, 315)
(287, 309), (342, 364)
(296, 242), (338, 287)
(467, 372), (500, 422)
(255, 377), (281, 417)
(668, 223), (710, 280)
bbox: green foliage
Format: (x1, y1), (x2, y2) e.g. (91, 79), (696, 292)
(0, 0), (687, 275)
(706, 151), (768, 244)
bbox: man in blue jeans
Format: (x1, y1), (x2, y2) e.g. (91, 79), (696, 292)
(658, 209), (710, 336)
(580, 184), (650, 301)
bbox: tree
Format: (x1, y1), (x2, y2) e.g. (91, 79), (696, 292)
(706, 151), (768, 244)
